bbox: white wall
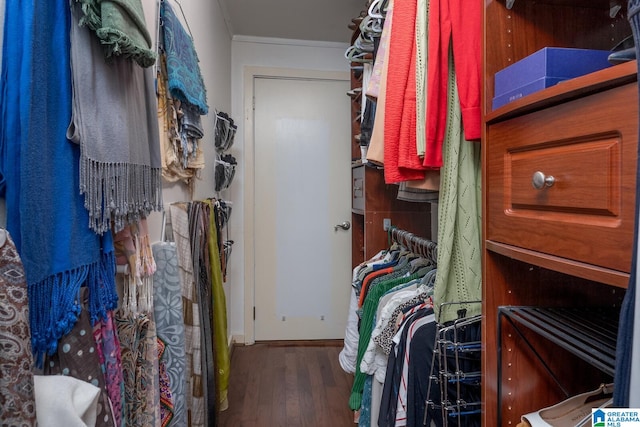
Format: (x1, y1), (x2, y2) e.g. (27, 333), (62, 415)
(228, 36), (350, 342)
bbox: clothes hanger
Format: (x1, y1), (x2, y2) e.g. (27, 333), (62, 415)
(368, 0), (385, 19)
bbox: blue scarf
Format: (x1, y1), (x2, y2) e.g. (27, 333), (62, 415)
(161, 1), (208, 115)
(0, 0), (118, 365)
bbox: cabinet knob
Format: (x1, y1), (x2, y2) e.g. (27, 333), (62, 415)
(532, 171), (555, 190)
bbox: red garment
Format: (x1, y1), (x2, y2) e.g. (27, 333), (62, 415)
(383, 0), (426, 184)
(424, 0), (481, 168)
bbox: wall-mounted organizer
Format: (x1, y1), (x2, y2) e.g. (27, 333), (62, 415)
(212, 110), (237, 273)
(213, 110), (237, 193)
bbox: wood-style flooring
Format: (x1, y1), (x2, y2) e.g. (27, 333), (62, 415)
(218, 340), (355, 427)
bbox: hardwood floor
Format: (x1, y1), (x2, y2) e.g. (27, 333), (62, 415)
(218, 340), (355, 427)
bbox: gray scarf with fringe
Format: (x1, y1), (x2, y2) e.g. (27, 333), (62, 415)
(75, 0), (156, 68)
(68, 1), (162, 234)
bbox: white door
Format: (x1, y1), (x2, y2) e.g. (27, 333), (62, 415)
(253, 76), (352, 341)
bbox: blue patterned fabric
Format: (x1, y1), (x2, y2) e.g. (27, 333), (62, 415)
(153, 242), (188, 426)
(161, 1), (208, 115)
(0, 0), (118, 365)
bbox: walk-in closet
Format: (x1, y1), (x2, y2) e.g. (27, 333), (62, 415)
(2, 0), (640, 426)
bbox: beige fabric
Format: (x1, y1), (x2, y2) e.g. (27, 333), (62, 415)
(157, 54), (204, 192)
(405, 170), (441, 191)
(34, 375), (101, 427)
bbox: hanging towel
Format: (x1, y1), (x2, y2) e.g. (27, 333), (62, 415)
(161, 1), (209, 115)
(68, 1), (163, 234)
(0, 0), (119, 365)
(75, 0), (156, 68)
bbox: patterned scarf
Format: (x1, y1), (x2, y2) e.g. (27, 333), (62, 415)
(153, 241), (188, 426)
(0, 231), (36, 426)
(161, 1), (208, 115)
(113, 219), (160, 425)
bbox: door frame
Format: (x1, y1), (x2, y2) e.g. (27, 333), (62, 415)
(243, 66), (349, 345)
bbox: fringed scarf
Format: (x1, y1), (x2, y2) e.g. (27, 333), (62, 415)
(74, 0), (156, 68)
(0, 0), (119, 366)
(68, 1), (163, 234)
(113, 218), (160, 426)
(161, 1), (208, 115)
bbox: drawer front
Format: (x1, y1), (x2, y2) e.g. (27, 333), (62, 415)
(486, 83), (638, 273)
(353, 164), (365, 213)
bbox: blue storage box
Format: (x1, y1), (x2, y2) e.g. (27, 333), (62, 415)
(492, 47), (613, 110)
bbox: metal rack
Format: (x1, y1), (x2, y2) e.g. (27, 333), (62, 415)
(426, 302), (482, 426)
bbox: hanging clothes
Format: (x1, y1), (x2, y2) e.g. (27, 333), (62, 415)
(424, 0), (481, 168)
(349, 265), (429, 412)
(0, 0), (118, 365)
(383, 0), (427, 183)
(432, 49), (482, 324)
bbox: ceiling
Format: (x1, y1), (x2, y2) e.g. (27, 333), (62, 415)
(218, 0), (366, 44)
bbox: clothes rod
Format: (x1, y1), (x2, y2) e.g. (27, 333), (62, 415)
(388, 225), (437, 263)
